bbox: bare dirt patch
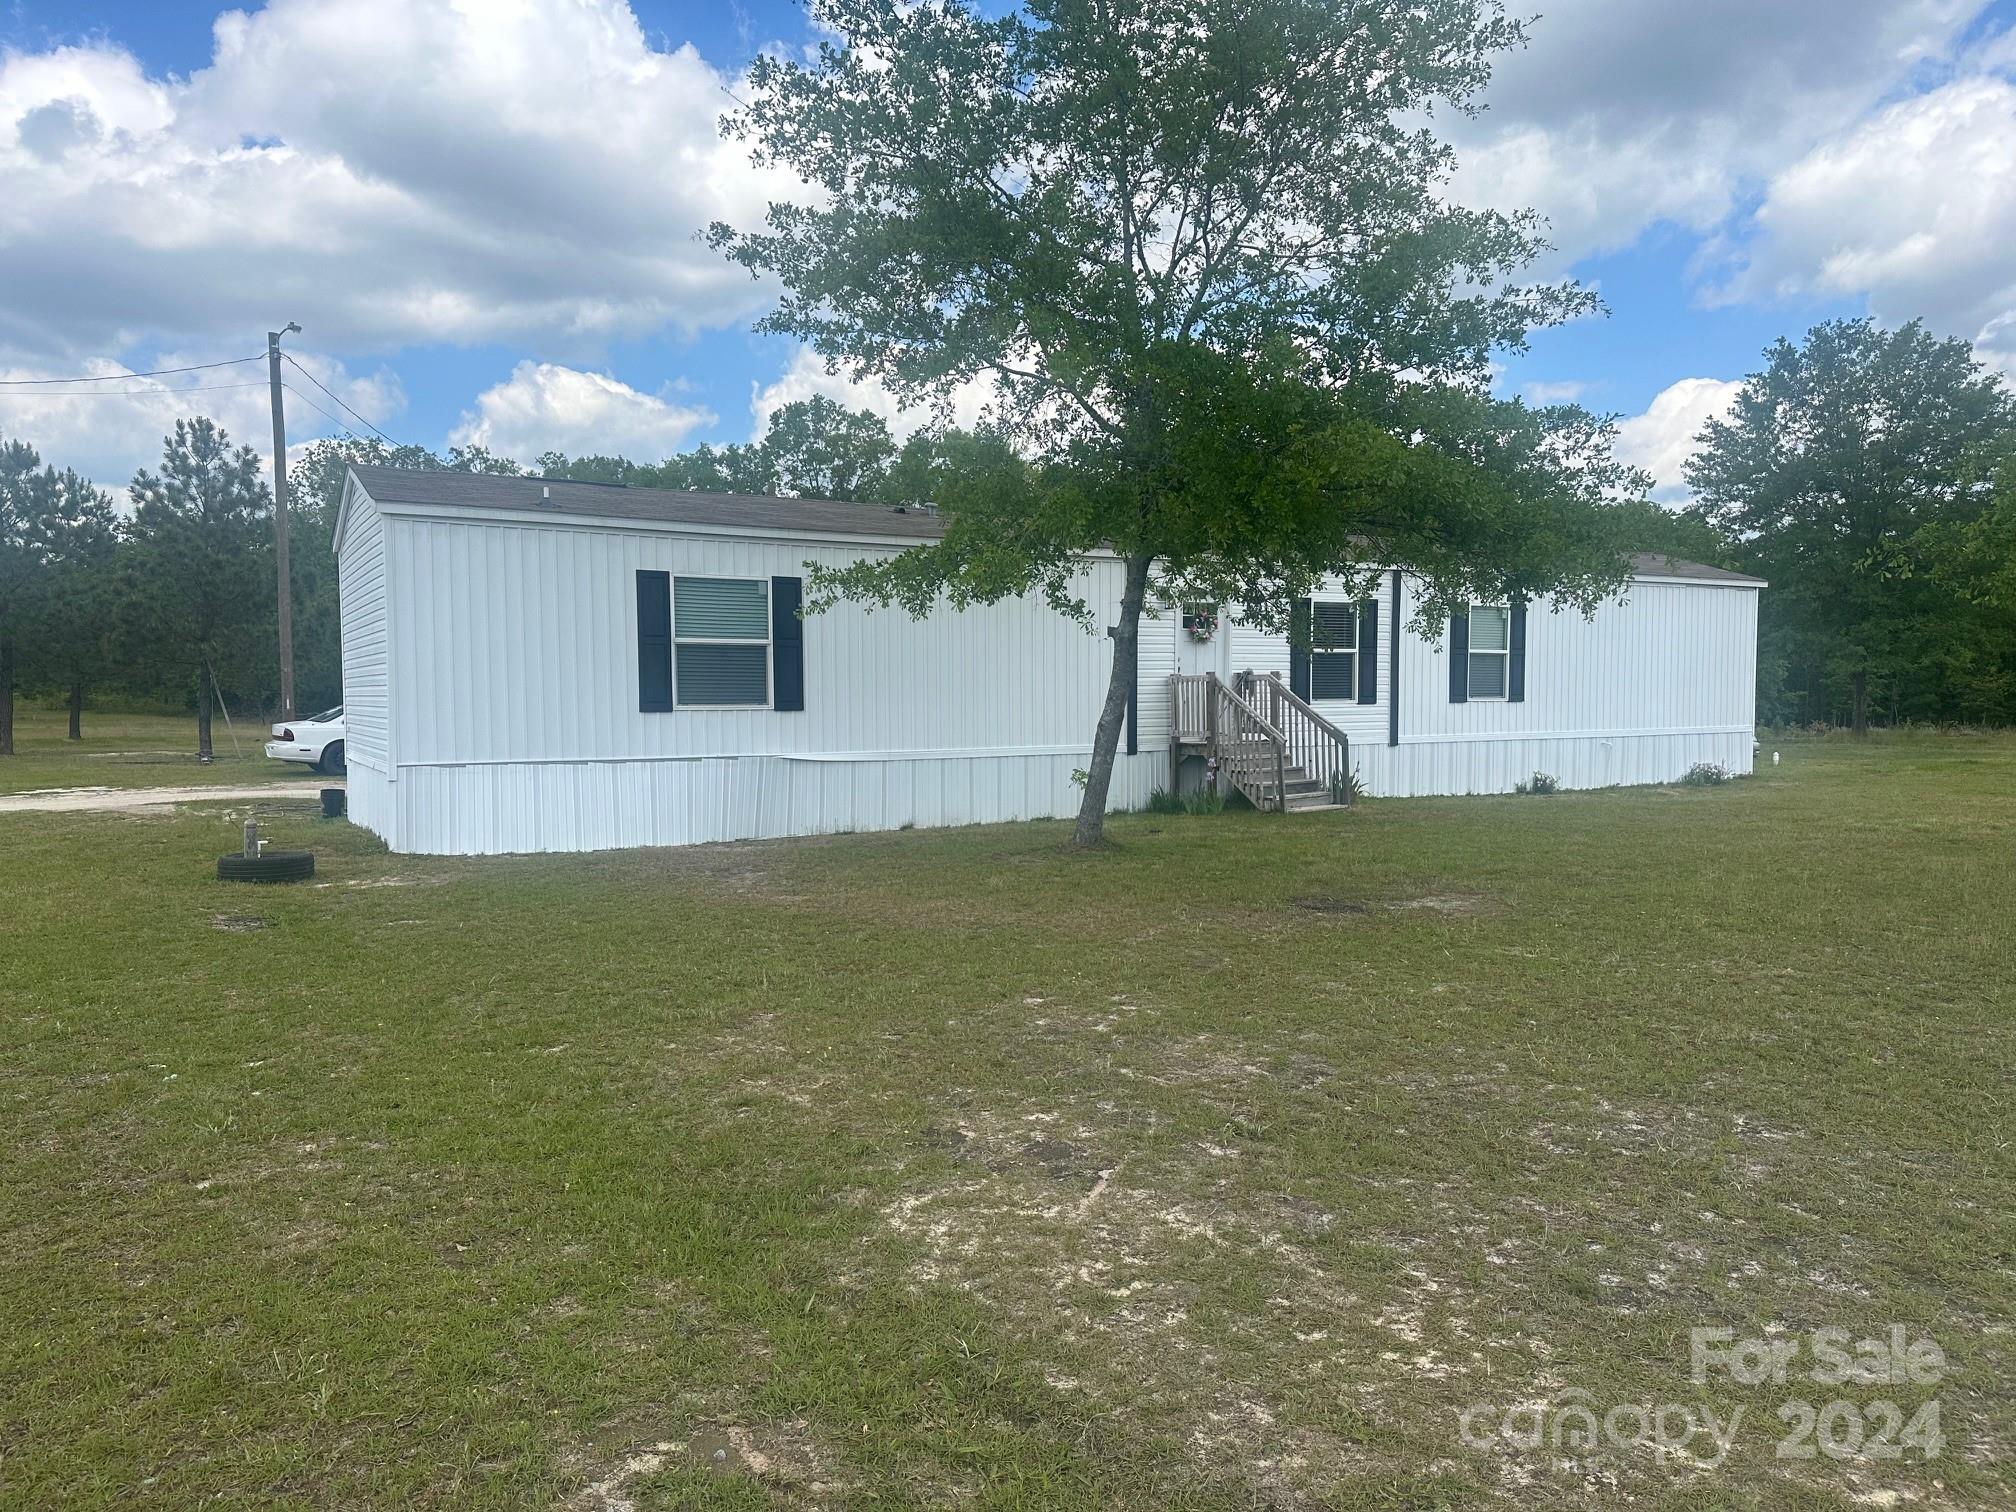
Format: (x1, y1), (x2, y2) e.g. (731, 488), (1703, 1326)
(0, 782), (327, 814)
(1382, 892), (1499, 917)
(1292, 895), (1371, 915)
(566, 1420), (839, 1510)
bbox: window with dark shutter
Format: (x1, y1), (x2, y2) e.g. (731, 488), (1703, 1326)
(674, 576), (770, 707)
(1466, 605), (1511, 700)
(1289, 599), (1312, 700)
(771, 576), (805, 712)
(1357, 598), (1379, 705)
(637, 570), (672, 712)
(1310, 601), (1357, 700)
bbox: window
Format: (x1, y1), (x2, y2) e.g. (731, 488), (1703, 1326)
(674, 576), (770, 707)
(1310, 601), (1357, 700)
(1467, 604), (1510, 699)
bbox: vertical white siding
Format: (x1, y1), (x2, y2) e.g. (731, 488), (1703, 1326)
(335, 486), (395, 845)
(363, 509), (1164, 852)
(385, 517), (1139, 765)
(342, 493), (1761, 852)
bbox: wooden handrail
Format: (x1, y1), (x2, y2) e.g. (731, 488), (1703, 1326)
(1209, 673), (1286, 744)
(1172, 670), (1352, 811)
(1264, 673), (1351, 744)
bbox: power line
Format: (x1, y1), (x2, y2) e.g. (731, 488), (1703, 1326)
(0, 355), (266, 387)
(278, 382), (349, 434)
(281, 352), (398, 444)
(0, 381), (272, 402)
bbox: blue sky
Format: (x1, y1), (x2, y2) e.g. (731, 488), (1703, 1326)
(5, 0), (2016, 501)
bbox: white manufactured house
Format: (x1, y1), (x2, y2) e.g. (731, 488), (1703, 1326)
(334, 464), (1762, 856)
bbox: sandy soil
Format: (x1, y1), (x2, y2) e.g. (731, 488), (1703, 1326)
(0, 782), (333, 814)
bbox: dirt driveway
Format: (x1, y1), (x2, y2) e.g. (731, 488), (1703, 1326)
(0, 782), (332, 814)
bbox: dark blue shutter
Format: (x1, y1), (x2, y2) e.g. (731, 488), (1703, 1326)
(637, 570), (672, 712)
(1388, 571), (1402, 746)
(1357, 598), (1379, 705)
(1508, 603), (1528, 703)
(1448, 606), (1469, 704)
(771, 575), (804, 712)
(1289, 599), (1312, 700)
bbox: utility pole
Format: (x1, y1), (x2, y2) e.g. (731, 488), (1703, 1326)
(267, 322), (300, 719)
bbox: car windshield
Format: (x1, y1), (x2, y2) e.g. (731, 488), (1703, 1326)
(310, 706), (343, 723)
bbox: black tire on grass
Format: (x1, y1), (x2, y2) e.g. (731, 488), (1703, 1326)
(217, 850), (316, 883)
(317, 741), (346, 776)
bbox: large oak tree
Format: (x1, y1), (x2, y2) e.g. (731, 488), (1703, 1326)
(712, 0), (1645, 843)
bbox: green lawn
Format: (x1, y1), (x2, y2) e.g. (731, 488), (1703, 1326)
(1, 734), (2010, 1508)
(0, 705), (296, 795)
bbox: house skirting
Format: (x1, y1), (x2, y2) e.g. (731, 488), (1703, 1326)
(358, 749), (1172, 856)
(1354, 727), (1754, 798)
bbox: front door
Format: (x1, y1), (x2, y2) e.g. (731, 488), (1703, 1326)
(1177, 602), (1229, 680)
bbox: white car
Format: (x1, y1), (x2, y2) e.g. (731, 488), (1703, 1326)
(266, 706), (346, 775)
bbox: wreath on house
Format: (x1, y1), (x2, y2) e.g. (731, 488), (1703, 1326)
(1183, 605), (1219, 642)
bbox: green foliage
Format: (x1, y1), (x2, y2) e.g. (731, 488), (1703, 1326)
(1514, 771), (1558, 795)
(713, 0), (1650, 840)
(1144, 786), (1185, 814)
(0, 435), (121, 748)
(1678, 762), (1732, 786)
(120, 418), (275, 751)
(1329, 767), (1368, 805)
(536, 397), (898, 500)
(1686, 318), (2016, 731)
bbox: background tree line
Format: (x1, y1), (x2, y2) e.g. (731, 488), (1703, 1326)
(3, 323), (2014, 761)
(0, 396), (910, 756)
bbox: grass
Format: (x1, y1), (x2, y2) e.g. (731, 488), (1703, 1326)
(1, 732), (2011, 1508)
(0, 705), (295, 795)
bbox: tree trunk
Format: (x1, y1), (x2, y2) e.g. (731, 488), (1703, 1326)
(68, 680), (83, 740)
(1071, 553), (1153, 848)
(196, 665), (215, 760)
(1851, 665), (1870, 738)
(0, 638), (13, 757)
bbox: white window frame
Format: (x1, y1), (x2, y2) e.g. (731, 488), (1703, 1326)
(1467, 604), (1510, 701)
(1310, 601), (1358, 702)
(673, 575), (772, 710)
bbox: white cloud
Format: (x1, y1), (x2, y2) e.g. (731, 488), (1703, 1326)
(448, 362), (714, 465)
(1713, 74), (2016, 369)
(1613, 377), (1743, 503)
(1522, 379), (1589, 406)
(0, 0), (798, 361)
(0, 349), (401, 503)
(750, 349), (996, 441)
(1451, 0), (1990, 266)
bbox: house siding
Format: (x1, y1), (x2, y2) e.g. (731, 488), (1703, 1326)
(338, 471), (1761, 854)
(361, 506), (1167, 853)
(334, 479), (394, 838)
(1208, 570), (1759, 797)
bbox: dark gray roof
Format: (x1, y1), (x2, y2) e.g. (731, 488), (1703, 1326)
(1626, 552), (1765, 585)
(348, 465), (1761, 583)
(347, 463), (948, 540)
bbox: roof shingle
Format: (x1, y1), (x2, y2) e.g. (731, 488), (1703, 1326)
(348, 465), (1763, 584)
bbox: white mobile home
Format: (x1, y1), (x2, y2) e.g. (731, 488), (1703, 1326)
(334, 464), (1762, 856)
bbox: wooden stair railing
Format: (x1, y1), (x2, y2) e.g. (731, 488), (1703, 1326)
(1203, 672), (1290, 812)
(1248, 672), (1354, 808)
(1168, 671), (1353, 812)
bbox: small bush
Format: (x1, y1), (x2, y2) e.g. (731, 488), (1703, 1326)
(1679, 761), (1732, 786)
(1328, 767), (1368, 806)
(1515, 771), (1559, 796)
(1144, 786), (1227, 816)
